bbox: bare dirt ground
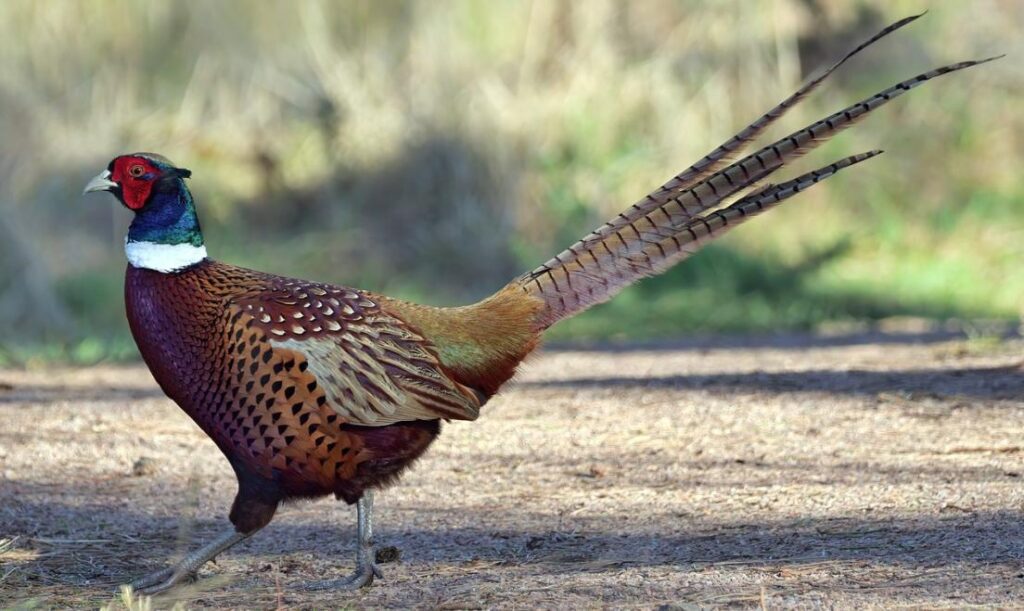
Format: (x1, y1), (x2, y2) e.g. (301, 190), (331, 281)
(2, 332), (1023, 609)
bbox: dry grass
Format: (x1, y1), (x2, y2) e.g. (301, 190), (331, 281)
(2, 333), (1023, 608)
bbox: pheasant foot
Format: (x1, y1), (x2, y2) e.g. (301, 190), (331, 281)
(304, 491), (382, 591)
(126, 528), (250, 595)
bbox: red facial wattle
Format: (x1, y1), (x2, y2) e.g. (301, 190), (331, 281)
(110, 156), (161, 210)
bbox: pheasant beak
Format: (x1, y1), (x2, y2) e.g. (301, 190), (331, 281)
(83, 170), (118, 195)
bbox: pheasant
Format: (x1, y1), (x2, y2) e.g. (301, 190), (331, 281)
(82, 15), (996, 594)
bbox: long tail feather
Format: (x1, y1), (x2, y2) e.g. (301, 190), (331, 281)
(650, 54), (1003, 225)
(517, 48), (1000, 329)
(564, 13), (923, 259)
(643, 150), (884, 275)
(645, 13), (923, 202)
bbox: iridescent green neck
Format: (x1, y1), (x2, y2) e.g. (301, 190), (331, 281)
(127, 179), (204, 246)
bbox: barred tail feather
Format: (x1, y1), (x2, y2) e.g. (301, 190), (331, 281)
(516, 44), (999, 329)
(644, 150), (885, 275)
(641, 12), (922, 206)
(549, 14), (923, 277)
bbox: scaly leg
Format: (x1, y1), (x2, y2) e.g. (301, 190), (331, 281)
(128, 527), (253, 595)
(305, 490), (383, 590)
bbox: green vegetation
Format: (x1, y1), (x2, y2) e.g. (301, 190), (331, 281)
(0, 1), (1019, 365)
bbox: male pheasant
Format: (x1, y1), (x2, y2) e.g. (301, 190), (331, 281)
(83, 15), (996, 594)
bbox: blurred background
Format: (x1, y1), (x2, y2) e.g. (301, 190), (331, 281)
(0, 0), (1020, 365)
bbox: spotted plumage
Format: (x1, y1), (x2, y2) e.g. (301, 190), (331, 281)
(126, 261), (490, 508)
(81, 14), (997, 594)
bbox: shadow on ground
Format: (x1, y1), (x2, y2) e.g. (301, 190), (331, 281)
(518, 365), (1024, 401)
(0, 385), (163, 405)
(2, 493), (1022, 592)
(547, 328), (1022, 353)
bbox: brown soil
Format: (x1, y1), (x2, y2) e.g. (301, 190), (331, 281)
(2, 333), (1023, 609)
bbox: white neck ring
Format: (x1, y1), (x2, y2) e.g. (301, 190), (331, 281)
(126, 240), (208, 273)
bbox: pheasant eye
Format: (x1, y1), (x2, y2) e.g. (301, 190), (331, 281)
(129, 164), (146, 178)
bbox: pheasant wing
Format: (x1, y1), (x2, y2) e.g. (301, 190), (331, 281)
(231, 281), (482, 427)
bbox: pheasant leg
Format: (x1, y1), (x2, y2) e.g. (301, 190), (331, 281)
(305, 490), (383, 590)
(128, 527), (252, 595)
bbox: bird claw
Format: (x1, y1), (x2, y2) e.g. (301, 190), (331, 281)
(128, 566), (173, 591)
(303, 563), (382, 591)
(126, 566), (197, 596)
(134, 575), (183, 596)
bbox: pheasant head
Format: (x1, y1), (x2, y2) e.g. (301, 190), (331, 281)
(84, 153), (207, 272)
